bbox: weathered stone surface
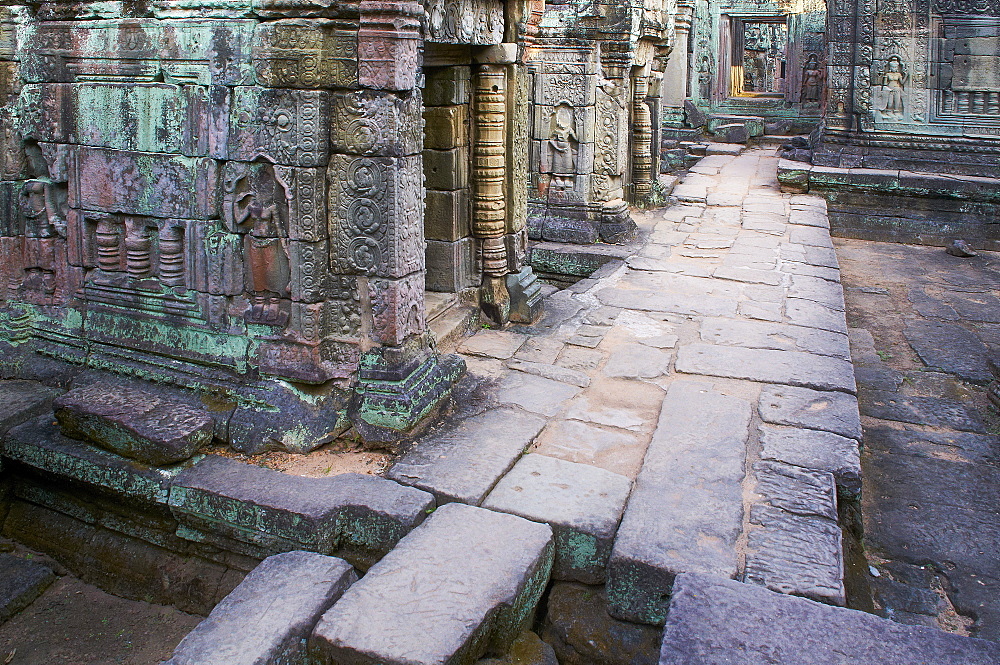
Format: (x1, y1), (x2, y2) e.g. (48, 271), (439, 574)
(904, 321), (993, 384)
(171, 456), (433, 568)
(598, 288), (737, 318)
(753, 461), (838, 522)
(744, 504), (844, 605)
(785, 298), (848, 334)
(758, 384), (862, 439)
(530, 419), (648, 479)
(676, 343), (857, 394)
(601, 343), (672, 379)
(0, 380), (61, 436)
(659, 573), (1000, 665)
(759, 425), (861, 498)
(388, 407), (546, 505)
(607, 380), (750, 625)
(484, 454), (632, 584)
(495, 372), (582, 417)
(540, 582), (662, 665)
(309, 503), (554, 665)
(505, 360), (590, 388)
(0, 554), (56, 624)
(478, 631), (558, 665)
(859, 390), (989, 434)
(700, 318), (851, 360)
(53, 383), (214, 466)
(3, 417), (181, 505)
(164, 551), (356, 665)
(459, 330), (529, 359)
(864, 425), (1000, 467)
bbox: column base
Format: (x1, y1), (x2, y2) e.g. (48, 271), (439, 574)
(506, 266), (543, 324)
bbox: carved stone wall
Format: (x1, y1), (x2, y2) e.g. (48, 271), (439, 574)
(0, 1), (473, 451)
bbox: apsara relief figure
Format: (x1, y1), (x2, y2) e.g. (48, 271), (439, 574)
(881, 55), (907, 119)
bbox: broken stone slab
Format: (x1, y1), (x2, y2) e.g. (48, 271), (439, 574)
(744, 504), (845, 606)
(309, 502), (554, 665)
(607, 380), (751, 626)
(659, 573), (1000, 665)
(0, 380), (61, 437)
(789, 275), (845, 311)
(785, 298), (848, 334)
(700, 318), (850, 360)
(676, 343), (857, 394)
(758, 384), (862, 440)
(0, 553), (56, 624)
(859, 390), (989, 434)
(170, 456), (433, 569)
(759, 425), (861, 499)
(3, 417), (184, 505)
(505, 359), (591, 388)
(164, 551), (356, 665)
(483, 454), (632, 584)
(904, 320), (993, 384)
(387, 406), (546, 505)
(53, 383), (214, 466)
(494, 372), (582, 417)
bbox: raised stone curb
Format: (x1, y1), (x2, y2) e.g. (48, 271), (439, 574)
(607, 380), (750, 626)
(164, 551), (355, 665)
(483, 454), (632, 584)
(0, 380), (61, 437)
(659, 573), (1000, 664)
(388, 406), (547, 505)
(3, 417), (187, 505)
(54, 382), (214, 466)
(170, 456), (433, 570)
(0, 553), (56, 624)
(759, 425), (861, 499)
(676, 343), (857, 394)
(309, 502), (554, 665)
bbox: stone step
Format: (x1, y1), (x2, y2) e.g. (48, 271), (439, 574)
(0, 553), (56, 624)
(0, 380), (61, 438)
(428, 293), (479, 353)
(658, 573), (1000, 665)
(606, 380), (752, 625)
(309, 502), (553, 665)
(164, 551), (356, 665)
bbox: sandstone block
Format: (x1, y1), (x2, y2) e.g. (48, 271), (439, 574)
(0, 380), (61, 436)
(309, 502), (554, 665)
(165, 551), (355, 665)
(251, 19), (357, 89)
(423, 105), (468, 149)
(607, 380), (751, 625)
(659, 573), (1000, 665)
(425, 188), (471, 241)
(484, 454), (632, 584)
(759, 384), (862, 440)
(170, 455), (433, 569)
(53, 383), (214, 466)
(425, 148), (469, 190)
(0, 554), (56, 624)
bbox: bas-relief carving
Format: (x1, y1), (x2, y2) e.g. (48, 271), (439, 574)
(541, 103), (580, 190)
(875, 55), (908, 119)
(425, 0), (504, 45)
(800, 53), (823, 103)
(331, 89), (423, 158)
(229, 87), (330, 166)
(252, 19), (358, 89)
(328, 154), (424, 279)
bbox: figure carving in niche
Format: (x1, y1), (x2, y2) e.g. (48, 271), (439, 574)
(801, 53), (823, 103)
(880, 55), (907, 119)
(546, 103), (579, 190)
(19, 180), (60, 296)
(229, 163), (291, 327)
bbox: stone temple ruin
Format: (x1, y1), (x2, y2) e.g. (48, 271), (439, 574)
(0, 0), (1000, 664)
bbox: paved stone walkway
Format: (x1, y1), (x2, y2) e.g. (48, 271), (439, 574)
(837, 238), (1000, 641)
(390, 147), (860, 625)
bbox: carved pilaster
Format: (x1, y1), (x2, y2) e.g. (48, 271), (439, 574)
(473, 62), (510, 324)
(358, 0), (422, 92)
(631, 73), (654, 200)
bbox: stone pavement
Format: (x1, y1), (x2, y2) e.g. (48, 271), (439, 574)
(837, 239), (1000, 641)
(390, 147), (861, 627)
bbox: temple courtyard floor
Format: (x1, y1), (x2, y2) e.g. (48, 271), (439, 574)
(1, 147), (998, 663)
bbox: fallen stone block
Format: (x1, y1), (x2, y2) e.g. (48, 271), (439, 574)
(483, 454), (632, 584)
(309, 502), (553, 665)
(0, 553), (56, 624)
(388, 407), (547, 505)
(170, 456), (433, 569)
(607, 380), (751, 625)
(659, 573), (1000, 664)
(54, 383), (214, 466)
(165, 551), (356, 665)
(0, 380), (61, 437)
